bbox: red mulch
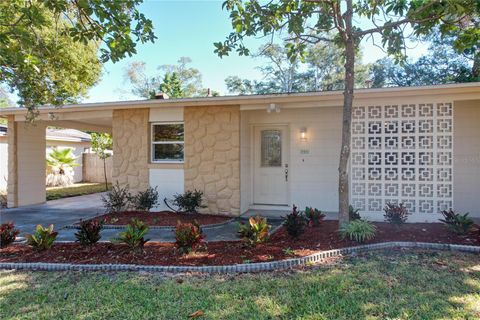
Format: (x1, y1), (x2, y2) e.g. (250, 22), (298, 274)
(84, 211), (232, 226)
(1, 221), (478, 266)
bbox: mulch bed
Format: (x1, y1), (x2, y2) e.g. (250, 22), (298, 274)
(1, 221), (478, 266)
(83, 211), (233, 227)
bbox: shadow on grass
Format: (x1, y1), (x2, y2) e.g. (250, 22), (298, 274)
(0, 249), (479, 319)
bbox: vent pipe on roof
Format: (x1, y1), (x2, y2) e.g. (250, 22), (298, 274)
(206, 88), (212, 97)
(154, 92), (169, 99)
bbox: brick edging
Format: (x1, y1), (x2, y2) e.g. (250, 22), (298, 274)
(0, 242), (478, 273)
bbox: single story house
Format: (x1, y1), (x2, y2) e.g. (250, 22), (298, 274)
(0, 125), (92, 191)
(0, 83), (479, 222)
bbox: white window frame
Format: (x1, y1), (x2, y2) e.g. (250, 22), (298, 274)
(151, 122), (184, 163)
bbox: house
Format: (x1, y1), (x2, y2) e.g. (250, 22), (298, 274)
(0, 125), (92, 191)
(0, 83), (479, 222)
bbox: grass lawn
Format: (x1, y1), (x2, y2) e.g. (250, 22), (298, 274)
(46, 182), (112, 201)
(0, 250), (478, 319)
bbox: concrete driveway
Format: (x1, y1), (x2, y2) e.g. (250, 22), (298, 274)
(0, 193), (105, 235)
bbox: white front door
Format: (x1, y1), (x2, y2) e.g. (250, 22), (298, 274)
(253, 125), (289, 205)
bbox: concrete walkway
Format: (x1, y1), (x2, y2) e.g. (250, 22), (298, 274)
(0, 194), (284, 242)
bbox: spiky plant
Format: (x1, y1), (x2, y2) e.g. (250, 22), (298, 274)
(46, 148), (79, 187)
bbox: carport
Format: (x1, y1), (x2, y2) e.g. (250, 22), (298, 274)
(1, 106), (113, 208)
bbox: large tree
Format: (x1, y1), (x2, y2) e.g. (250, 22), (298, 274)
(123, 57), (208, 99)
(372, 33), (479, 87)
(226, 41), (370, 94)
(215, 0), (479, 226)
(1, 0), (155, 119)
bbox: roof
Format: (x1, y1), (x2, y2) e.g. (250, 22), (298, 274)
(45, 128), (91, 142)
(0, 125), (91, 142)
(0, 82), (479, 117)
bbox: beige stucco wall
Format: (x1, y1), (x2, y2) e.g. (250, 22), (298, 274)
(454, 99), (480, 218)
(112, 109), (149, 194)
(184, 106), (240, 215)
(7, 120), (46, 207)
(240, 107), (342, 213)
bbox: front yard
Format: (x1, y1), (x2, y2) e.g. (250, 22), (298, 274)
(46, 182), (111, 200)
(1, 250), (479, 319)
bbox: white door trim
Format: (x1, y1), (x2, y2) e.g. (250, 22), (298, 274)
(251, 123), (290, 207)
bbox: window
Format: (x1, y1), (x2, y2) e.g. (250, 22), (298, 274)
(151, 123), (184, 162)
(261, 130), (282, 167)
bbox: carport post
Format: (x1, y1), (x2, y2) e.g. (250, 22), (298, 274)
(7, 117), (46, 207)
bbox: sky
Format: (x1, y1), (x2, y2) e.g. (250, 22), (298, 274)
(83, 0), (428, 103)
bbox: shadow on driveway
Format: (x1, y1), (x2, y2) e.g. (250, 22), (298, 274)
(0, 193), (106, 235)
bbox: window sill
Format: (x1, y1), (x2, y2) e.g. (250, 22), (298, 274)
(149, 162), (184, 170)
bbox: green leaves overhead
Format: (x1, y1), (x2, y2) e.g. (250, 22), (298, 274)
(0, 0), (155, 119)
(215, 0), (479, 61)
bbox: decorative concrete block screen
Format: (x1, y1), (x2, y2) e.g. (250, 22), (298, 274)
(350, 103), (453, 215)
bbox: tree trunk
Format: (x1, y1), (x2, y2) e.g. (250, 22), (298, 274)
(338, 0), (355, 227)
(473, 50), (479, 80)
(103, 158), (108, 191)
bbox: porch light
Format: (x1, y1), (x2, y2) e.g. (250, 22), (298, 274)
(267, 103), (280, 113)
(300, 127), (307, 141)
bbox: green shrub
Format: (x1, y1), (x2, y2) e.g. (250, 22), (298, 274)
(114, 219), (149, 252)
(305, 207), (325, 227)
(339, 220), (376, 243)
(238, 215), (270, 246)
(131, 187), (159, 212)
(349, 205), (361, 221)
(26, 224), (58, 251)
(166, 190), (206, 213)
(0, 222), (20, 248)
(175, 221), (204, 254)
(75, 220), (104, 246)
(383, 202), (410, 225)
(283, 206), (307, 238)
(439, 209), (474, 234)
(102, 182), (131, 213)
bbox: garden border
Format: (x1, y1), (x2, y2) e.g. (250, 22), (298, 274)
(1, 242), (478, 273)
(65, 216), (283, 231)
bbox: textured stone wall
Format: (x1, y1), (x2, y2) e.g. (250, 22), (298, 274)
(184, 106), (240, 215)
(112, 109), (149, 194)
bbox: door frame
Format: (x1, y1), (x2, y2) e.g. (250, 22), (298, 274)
(250, 123), (291, 207)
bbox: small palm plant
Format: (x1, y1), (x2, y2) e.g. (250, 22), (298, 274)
(46, 148), (79, 187)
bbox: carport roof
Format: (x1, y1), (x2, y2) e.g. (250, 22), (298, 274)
(0, 82), (479, 118)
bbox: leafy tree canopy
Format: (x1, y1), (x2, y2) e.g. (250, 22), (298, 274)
(1, 0), (155, 120)
(156, 72), (184, 99)
(372, 33), (479, 87)
(226, 41), (370, 95)
(123, 57), (216, 98)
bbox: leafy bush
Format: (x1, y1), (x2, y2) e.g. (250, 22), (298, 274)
(175, 220), (204, 254)
(102, 182), (131, 213)
(75, 220), (104, 246)
(349, 205), (361, 221)
(283, 206), (307, 238)
(383, 202), (410, 225)
(439, 209), (474, 234)
(0, 222), (20, 248)
(339, 220), (376, 243)
(131, 187), (159, 212)
(114, 219), (149, 252)
(304, 207), (325, 227)
(166, 189), (206, 213)
(238, 215), (270, 246)
(26, 224), (58, 250)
